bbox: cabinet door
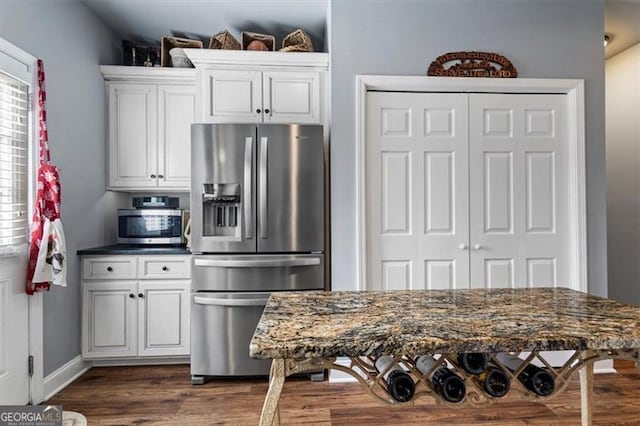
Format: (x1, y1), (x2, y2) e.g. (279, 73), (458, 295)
(137, 280), (190, 356)
(82, 281), (137, 359)
(158, 85), (195, 189)
(263, 71), (321, 123)
(108, 83), (157, 188)
(201, 70), (262, 123)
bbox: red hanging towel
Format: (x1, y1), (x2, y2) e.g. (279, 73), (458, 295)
(26, 60), (63, 295)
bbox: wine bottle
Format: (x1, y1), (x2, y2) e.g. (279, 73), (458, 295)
(374, 356), (415, 402)
(415, 355), (466, 403)
(495, 353), (555, 396)
(476, 365), (510, 397)
(457, 352), (489, 375)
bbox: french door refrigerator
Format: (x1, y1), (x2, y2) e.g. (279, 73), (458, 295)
(190, 123), (324, 383)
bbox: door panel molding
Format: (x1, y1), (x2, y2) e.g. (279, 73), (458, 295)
(356, 76), (587, 293)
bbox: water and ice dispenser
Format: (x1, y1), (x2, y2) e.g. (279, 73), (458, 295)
(202, 183), (241, 240)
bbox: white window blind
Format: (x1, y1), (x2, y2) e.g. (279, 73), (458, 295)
(0, 71), (28, 247)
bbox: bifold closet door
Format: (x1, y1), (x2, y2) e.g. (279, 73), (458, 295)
(366, 92), (470, 290)
(468, 94), (570, 288)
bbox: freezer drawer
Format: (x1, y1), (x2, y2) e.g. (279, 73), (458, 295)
(190, 292), (271, 378)
(192, 254), (324, 292)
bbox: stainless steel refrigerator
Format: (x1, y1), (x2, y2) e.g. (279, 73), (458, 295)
(190, 123), (324, 383)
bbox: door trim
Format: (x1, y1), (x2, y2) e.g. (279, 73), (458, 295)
(1, 37), (44, 404)
(355, 75), (587, 293)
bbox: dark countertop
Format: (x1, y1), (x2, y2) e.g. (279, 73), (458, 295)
(77, 244), (191, 256)
(250, 287), (640, 359)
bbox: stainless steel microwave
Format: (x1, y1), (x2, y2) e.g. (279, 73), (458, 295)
(118, 209), (183, 244)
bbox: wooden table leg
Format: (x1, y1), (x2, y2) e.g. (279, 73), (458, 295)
(579, 362), (594, 426)
(260, 359), (286, 426)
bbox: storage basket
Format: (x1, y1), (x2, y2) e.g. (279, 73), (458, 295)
(161, 36), (203, 67)
(280, 29), (314, 52)
(241, 31), (275, 51)
(209, 30), (241, 50)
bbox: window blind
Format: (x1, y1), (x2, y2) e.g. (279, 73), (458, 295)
(0, 71), (28, 247)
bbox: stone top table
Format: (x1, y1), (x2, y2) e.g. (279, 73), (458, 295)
(250, 288), (640, 425)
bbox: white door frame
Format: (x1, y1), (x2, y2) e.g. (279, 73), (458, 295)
(355, 75), (587, 293)
(0, 37), (45, 404)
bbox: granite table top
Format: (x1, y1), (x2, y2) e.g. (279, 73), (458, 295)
(249, 287), (640, 360)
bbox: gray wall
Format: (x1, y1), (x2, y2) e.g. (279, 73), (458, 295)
(606, 43), (640, 305)
(330, 0), (607, 296)
(0, 0), (125, 376)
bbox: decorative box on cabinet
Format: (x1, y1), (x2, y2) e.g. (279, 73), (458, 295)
(183, 50), (328, 125)
(81, 254), (191, 361)
(100, 66), (196, 191)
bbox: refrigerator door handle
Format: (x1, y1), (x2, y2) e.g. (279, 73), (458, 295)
(194, 257), (321, 268)
(193, 296), (269, 307)
(259, 136), (268, 239)
(244, 136), (253, 239)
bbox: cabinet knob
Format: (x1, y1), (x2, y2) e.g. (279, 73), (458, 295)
(473, 244), (482, 251)
(264, 108), (270, 114)
(150, 174), (156, 179)
(129, 293), (135, 298)
(138, 293), (144, 298)
(459, 244), (468, 250)
(256, 108), (262, 114)
(162, 266), (169, 271)
(106, 266), (113, 272)
(158, 174), (164, 179)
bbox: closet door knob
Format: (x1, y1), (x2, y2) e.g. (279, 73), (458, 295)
(138, 293), (144, 298)
(158, 174), (164, 179)
(150, 174), (156, 179)
(129, 293), (135, 299)
(256, 108), (262, 114)
(264, 108), (270, 114)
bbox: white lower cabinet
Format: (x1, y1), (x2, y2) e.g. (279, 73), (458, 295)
(81, 255), (190, 360)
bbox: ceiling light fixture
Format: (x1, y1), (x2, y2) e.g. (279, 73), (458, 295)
(604, 34), (612, 47)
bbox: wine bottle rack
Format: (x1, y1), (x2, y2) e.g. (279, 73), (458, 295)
(280, 348), (639, 407)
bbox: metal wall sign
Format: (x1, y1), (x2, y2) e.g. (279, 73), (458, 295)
(427, 51), (518, 78)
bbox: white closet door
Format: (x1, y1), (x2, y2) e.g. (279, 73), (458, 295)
(366, 92), (469, 290)
(469, 94), (570, 289)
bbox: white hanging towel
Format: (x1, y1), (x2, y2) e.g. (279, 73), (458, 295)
(32, 218), (67, 287)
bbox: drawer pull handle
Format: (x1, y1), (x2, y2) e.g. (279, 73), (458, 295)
(106, 266), (113, 272)
(129, 293), (135, 299)
(162, 266), (169, 271)
(138, 293), (144, 298)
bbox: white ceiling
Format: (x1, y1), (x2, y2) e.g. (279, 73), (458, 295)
(80, 0), (329, 51)
(81, 0), (638, 59)
(605, 0), (640, 58)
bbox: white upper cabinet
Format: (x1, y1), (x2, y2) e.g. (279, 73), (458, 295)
(101, 66), (196, 191)
(203, 70), (262, 123)
(108, 83), (157, 188)
(187, 50), (328, 125)
(158, 85), (195, 188)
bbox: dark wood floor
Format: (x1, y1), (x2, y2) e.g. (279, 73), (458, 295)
(47, 362), (640, 425)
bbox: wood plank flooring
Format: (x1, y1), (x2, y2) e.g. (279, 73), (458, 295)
(47, 363), (640, 425)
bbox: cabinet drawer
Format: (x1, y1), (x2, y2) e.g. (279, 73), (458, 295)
(83, 257), (136, 280)
(139, 256), (191, 279)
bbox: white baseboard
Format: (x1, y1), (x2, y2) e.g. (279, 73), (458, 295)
(43, 355), (90, 401)
(594, 359), (616, 374)
(329, 357), (357, 383)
